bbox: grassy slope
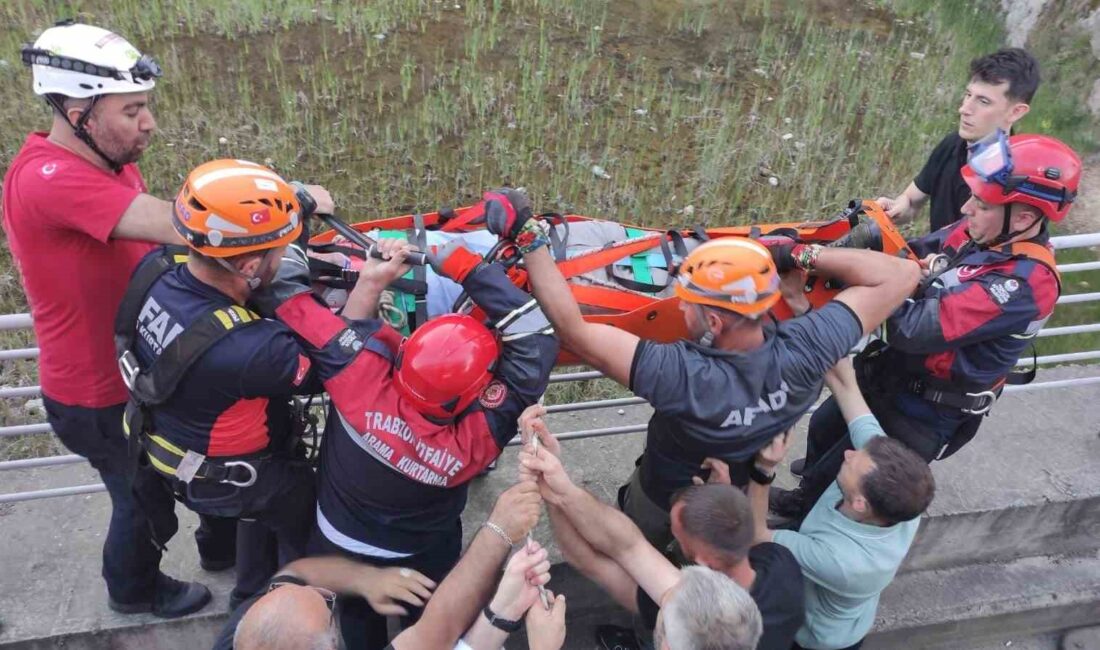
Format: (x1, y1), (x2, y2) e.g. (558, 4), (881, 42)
(0, 0), (1097, 451)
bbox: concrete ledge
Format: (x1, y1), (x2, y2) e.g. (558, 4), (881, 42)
(899, 365), (1100, 572)
(867, 552), (1100, 650)
(902, 495), (1100, 573)
(2, 615), (231, 650)
(1, 366), (1099, 648)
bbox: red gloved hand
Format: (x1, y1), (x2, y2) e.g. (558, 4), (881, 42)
(471, 188), (534, 240)
(428, 239), (485, 284)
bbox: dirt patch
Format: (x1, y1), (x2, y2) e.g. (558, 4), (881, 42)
(1060, 158), (1100, 235)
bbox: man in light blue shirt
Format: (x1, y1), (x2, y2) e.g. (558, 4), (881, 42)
(745, 357), (936, 650)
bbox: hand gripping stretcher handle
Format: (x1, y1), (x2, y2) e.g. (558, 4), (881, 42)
(315, 213), (429, 266)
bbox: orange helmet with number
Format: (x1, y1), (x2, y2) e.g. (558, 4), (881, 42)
(674, 239), (780, 319)
(172, 159), (303, 257)
(393, 315), (502, 420)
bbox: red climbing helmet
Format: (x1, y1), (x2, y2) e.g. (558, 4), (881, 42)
(963, 132), (1081, 222)
(393, 315), (502, 420)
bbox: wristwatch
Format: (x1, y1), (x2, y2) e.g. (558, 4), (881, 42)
(483, 605), (523, 633)
(749, 464), (776, 485)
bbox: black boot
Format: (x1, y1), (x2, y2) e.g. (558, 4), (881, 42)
(200, 556), (236, 572)
(228, 588), (253, 612)
(109, 573), (211, 618)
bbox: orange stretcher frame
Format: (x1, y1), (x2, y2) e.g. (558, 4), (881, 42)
(310, 200), (916, 365)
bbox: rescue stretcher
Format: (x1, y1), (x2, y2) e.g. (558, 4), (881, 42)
(307, 200), (916, 365)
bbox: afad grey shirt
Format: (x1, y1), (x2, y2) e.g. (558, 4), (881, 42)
(630, 301), (863, 509)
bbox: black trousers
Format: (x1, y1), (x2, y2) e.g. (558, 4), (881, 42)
(308, 522), (463, 650)
(132, 451), (316, 600)
(797, 389), (970, 518)
(43, 397), (236, 602)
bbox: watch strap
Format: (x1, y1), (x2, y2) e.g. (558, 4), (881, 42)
(749, 464), (776, 485)
(483, 605), (523, 633)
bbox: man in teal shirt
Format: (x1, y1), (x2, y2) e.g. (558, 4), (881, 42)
(745, 356), (936, 649)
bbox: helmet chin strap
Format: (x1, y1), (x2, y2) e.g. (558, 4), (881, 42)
(693, 303), (716, 348)
(215, 249), (275, 292)
(46, 94), (124, 174)
(985, 204), (1043, 248)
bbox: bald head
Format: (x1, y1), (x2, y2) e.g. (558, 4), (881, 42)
(234, 584), (338, 650)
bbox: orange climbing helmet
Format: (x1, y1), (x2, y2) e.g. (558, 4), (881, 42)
(674, 238), (781, 319)
(172, 159), (303, 257)
(393, 314), (503, 420)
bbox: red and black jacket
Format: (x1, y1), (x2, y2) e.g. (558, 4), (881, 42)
(885, 219), (1061, 390)
(275, 262), (558, 554)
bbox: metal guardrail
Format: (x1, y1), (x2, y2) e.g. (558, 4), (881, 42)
(4, 232), (1100, 503)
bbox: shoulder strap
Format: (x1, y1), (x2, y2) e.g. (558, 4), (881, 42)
(114, 246), (190, 358)
(125, 305), (262, 406)
(992, 241), (1062, 294)
(114, 246), (263, 406)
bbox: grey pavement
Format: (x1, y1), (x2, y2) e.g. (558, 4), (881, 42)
(1, 365), (1098, 648)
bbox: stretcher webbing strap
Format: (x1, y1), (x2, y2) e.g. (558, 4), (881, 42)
(543, 213), (571, 261)
(411, 214), (429, 329)
(569, 284), (655, 312)
(438, 204), (487, 233)
(665, 229), (692, 258)
(380, 229), (418, 336)
(623, 228), (654, 285)
(556, 233), (666, 281)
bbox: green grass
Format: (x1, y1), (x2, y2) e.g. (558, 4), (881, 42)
(0, 0), (1097, 440)
(1036, 246), (1100, 360)
(9, 0), (1086, 224)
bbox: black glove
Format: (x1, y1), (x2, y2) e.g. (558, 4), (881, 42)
(830, 221), (883, 252)
(472, 188), (534, 240)
(290, 181), (318, 249)
(248, 244), (314, 317)
(290, 181), (318, 220)
(760, 236), (798, 274)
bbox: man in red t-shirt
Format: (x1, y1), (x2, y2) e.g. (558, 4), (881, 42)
(4, 20), (211, 618)
(3, 22), (334, 617)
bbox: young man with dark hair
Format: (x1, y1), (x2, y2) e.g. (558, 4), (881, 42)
(747, 357), (936, 650)
(672, 484), (755, 565)
(858, 437), (937, 525)
(877, 47), (1040, 231)
(775, 133), (1080, 522)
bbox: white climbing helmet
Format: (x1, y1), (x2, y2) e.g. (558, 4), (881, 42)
(22, 21), (160, 98)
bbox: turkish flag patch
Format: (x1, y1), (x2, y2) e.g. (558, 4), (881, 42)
(292, 354), (312, 387)
(37, 161), (63, 179)
(479, 379), (508, 409)
(250, 208), (271, 225)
